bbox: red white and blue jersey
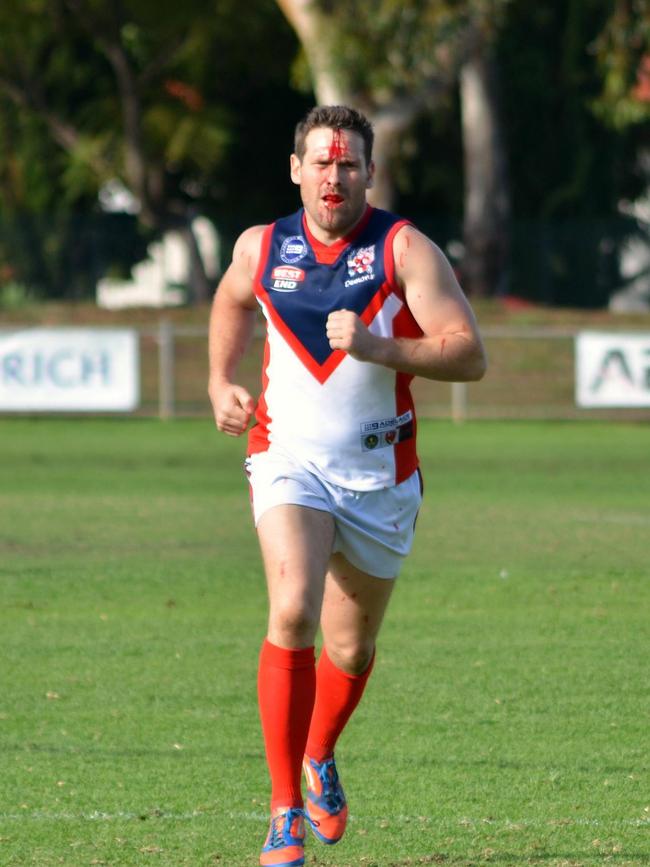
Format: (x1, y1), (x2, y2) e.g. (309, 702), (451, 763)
(248, 205), (423, 491)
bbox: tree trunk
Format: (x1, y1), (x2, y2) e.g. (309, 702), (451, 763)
(178, 220), (212, 304)
(459, 44), (511, 297)
(275, 0), (352, 105)
(367, 103), (419, 210)
(276, 0), (408, 210)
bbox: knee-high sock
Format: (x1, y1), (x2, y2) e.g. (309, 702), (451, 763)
(305, 647), (375, 762)
(257, 639), (316, 810)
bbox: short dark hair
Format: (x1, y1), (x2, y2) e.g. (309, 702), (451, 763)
(294, 105), (374, 166)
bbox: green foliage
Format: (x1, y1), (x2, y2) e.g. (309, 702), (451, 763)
(592, 0), (650, 129)
(60, 135), (115, 202)
(0, 0), (309, 298)
(494, 0), (645, 306)
(1, 0), (649, 306)
(0, 281), (33, 309)
(315, 0), (512, 102)
(143, 105), (231, 174)
(0, 418), (648, 864)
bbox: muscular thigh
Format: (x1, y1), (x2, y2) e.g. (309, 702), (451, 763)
(320, 552), (395, 671)
(257, 504), (335, 647)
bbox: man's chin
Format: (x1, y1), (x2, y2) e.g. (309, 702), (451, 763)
(316, 204), (359, 232)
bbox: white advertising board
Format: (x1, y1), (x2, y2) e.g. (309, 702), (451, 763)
(0, 328), (139, 412)
(575, 331), (650, 408)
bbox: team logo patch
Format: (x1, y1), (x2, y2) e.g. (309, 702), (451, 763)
(280, 235), (308, 264)
(347, 245), (375, 277)
(270, 265), (305, 291)
(360, 410), (413, 452)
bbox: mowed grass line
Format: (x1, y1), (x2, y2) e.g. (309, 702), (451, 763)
(0, 418), (648, 866)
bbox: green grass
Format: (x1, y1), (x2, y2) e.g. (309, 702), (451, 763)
(0, 418), (648, 866)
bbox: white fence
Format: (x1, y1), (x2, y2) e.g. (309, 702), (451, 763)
(2, 322), (650, 421)
(145, 322), (650, 422)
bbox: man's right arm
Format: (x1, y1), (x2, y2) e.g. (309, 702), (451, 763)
(208, 225), (266, 436)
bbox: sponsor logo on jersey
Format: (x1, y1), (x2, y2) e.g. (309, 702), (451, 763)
(270, 265), (305, 291)
(347, 245), (375, 276)
(345, 245), (375, 287)
(272, 266), (305, 282)
(280, 235), (308, 264)
(361, 410), (412, 433)
(360, 410), (413, 451)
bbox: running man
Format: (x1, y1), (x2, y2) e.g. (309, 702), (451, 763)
(208, 105), (487, 866)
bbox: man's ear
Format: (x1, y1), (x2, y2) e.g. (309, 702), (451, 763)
(366, 159), (375, 189)
(290, 153), (301, 185)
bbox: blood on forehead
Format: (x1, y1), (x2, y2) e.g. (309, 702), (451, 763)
(328, 127), (350, 161)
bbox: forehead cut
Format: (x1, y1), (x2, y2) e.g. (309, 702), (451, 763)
(304, 127), (365, 162)
(329, 128), (348, 160)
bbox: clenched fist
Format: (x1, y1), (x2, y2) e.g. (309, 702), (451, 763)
(326, 309), (378, 361)
(209, 379), (255, 436)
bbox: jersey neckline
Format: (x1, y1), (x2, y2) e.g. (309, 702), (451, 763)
(302, 205), (373, 265)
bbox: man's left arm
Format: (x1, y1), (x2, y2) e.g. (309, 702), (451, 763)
(326, 225), (487, 381)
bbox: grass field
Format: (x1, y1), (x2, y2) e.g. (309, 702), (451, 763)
(1, 418), (649, 866)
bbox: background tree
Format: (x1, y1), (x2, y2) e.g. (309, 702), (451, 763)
(592, 0), (650, 129)
(497, 0), (645, 306)
(1, 0), (648, 308)
(278, 0), (650, 306)
(0, 0), (309, 302)
(459, 27), (511, 297)
(0, 0), (148, 301)
(276, 0), (512, 297)
(278, 0), (509, 295)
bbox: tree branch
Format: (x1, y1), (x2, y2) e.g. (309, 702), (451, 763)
(276, 0), (355, 104)
(0, 73), (112, 177)
(138, 36), (186, 88)
(63, 0), (161, 226)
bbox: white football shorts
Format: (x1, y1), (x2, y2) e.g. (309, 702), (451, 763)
(245, 447), (423, 579)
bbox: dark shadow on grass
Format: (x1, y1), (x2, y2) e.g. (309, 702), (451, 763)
(0, 741), (264, 761)
(395, 754), (649, 776)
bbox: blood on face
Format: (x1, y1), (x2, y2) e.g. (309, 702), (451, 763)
(328, 127), (350, 162)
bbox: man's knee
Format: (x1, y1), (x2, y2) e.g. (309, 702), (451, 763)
(269, 603), (319, 647)
(326, 639), (375, 675)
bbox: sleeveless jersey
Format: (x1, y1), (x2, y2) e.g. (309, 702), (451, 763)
(248, 205), (423, 491)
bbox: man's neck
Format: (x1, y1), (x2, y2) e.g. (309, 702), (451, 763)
(303, 206), (370, 247)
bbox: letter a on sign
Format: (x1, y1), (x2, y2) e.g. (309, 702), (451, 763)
(590, 349), (634, 392)
(576, 332), (650, 407)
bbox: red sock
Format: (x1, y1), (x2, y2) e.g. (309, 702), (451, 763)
(257, 639), (316, 810)
(305, 647), (376, 762)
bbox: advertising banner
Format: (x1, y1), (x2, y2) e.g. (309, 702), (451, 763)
(575, 331), (650, 408)
(0, 328), (140, 412)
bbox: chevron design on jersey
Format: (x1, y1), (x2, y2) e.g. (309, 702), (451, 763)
(255, 209), (409, 384)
